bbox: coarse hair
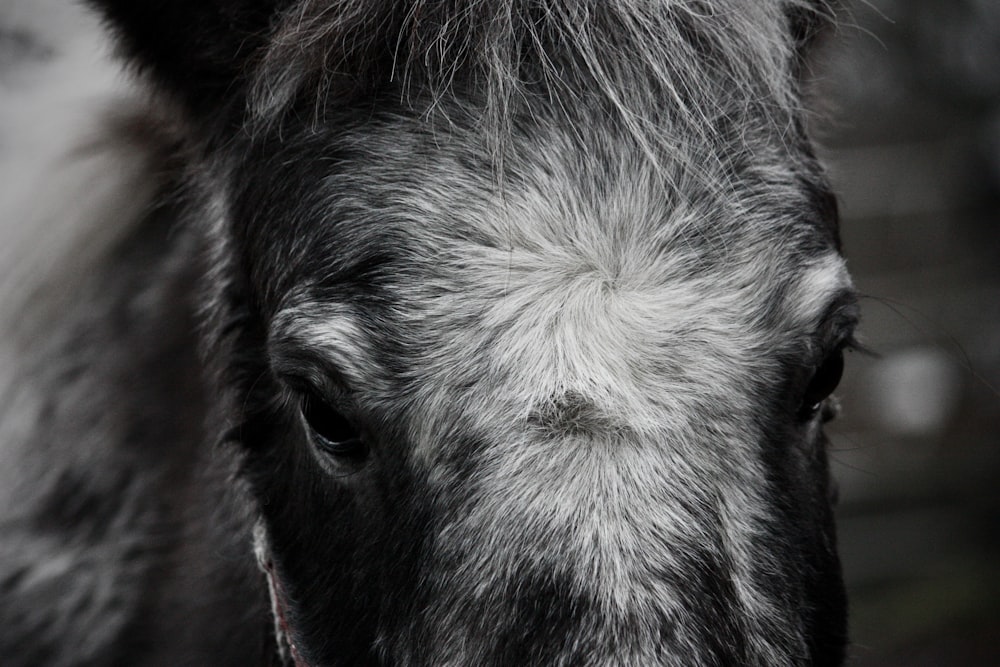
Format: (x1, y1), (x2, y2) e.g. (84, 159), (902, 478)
(250, 0), (838, 169)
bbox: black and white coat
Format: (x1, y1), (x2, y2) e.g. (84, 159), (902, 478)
(0, 1), (853, 665)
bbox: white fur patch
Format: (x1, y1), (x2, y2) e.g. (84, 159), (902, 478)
(786, 252), (853, 327)
(269, 303), (386, 395)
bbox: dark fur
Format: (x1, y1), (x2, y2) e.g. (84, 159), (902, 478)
(2, 1), (848, 665)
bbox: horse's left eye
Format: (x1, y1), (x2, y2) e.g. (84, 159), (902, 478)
(300, 393), (366, 458)
(799, 349), (844, 420)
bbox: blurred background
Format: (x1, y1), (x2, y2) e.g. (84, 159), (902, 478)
(816, 1), (1000, 664)
(2, 0), (997, 664)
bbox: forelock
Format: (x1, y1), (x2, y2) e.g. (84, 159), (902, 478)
(249, 0), (838, 170)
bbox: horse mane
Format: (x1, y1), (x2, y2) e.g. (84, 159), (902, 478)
(250, 0), (837, 165)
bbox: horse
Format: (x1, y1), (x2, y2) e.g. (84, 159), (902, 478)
(0, 0), (856, 664)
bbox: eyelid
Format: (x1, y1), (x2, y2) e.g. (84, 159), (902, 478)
(268, 305), (379, 392)
(279, 373), (357, 419)
(300, 391), (362, 443)
(270, 338), (356, 399)
(817, 290), (861, 352)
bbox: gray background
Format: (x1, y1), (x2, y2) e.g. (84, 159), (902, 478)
(818, 1), (1000, 663)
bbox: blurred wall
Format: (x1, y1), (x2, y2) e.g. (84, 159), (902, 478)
(816, 1), (1000, 664)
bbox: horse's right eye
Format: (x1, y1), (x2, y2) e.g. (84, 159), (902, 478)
(300, 394), (366, 458)
(798, 348), (845, 420)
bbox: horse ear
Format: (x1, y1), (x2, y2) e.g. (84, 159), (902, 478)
(88, 0), (283, 120)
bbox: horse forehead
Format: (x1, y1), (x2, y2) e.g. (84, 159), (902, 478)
(405, 242), (842, 418)
(287, 121), (847, 431)
(403, 147), (832, 317)
(360, 159), (846, 439)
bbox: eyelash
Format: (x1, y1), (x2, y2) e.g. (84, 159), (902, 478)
(298, 389), (368, 460)
(798, 348), (844, 420)
(797, 335), (861, 422)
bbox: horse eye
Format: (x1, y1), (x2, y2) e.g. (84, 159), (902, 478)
(299, 394), (366, 458)
(799, 349), (844, 420)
